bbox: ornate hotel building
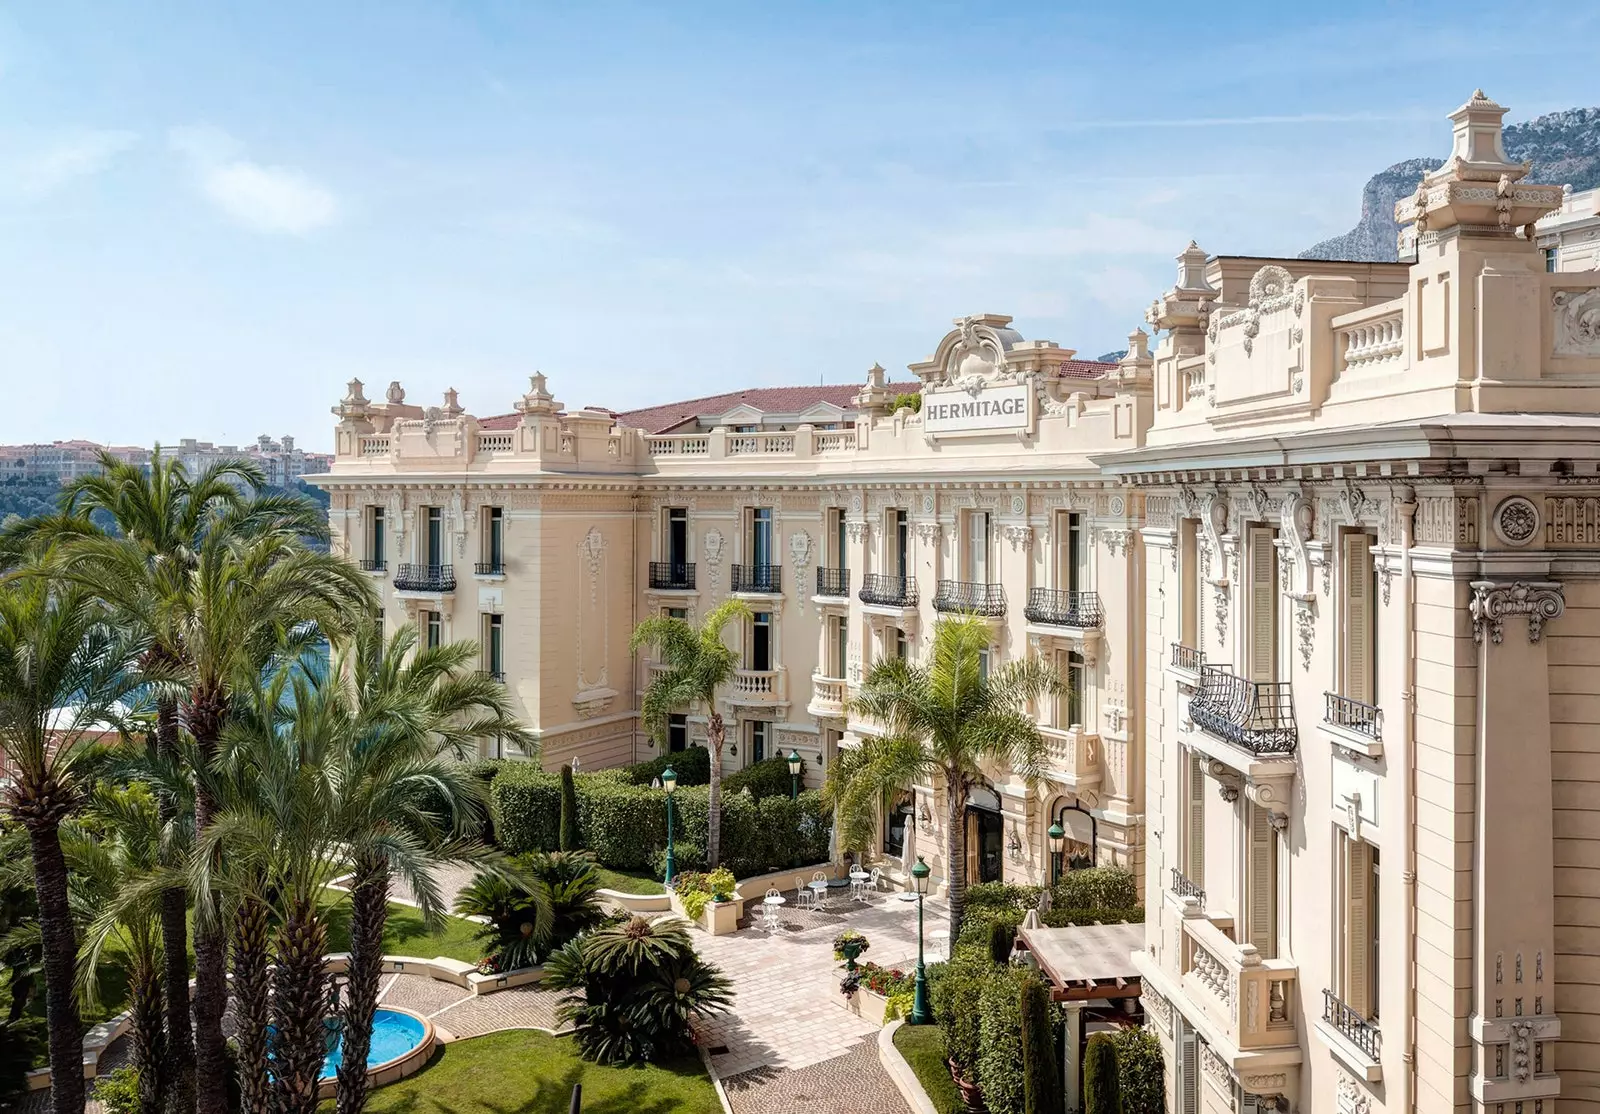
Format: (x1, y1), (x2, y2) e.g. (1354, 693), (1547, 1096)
(314, 92), (1600, 1114)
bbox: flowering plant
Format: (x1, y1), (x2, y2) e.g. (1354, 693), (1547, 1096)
(475, 954), (502, 975)
(857, 962), (912, 997)
(832, 929), (870, 961)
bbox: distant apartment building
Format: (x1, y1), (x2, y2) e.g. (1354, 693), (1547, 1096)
(0, 435), (329, 488)
(1536, 183), (1600, 272)
(0, 440), (150, 482)
(171, 435), (332, 488)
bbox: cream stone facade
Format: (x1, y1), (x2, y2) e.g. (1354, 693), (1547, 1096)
(312, 89), (1600, 1114)
(312, 322), (1153, 893)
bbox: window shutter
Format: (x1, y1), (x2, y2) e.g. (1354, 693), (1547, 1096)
(1247, 803), (1276, 957)
(1179, 1027), (1199, 1114)
(1344, 533), (1373, 704)
(1188, 751), (1206, 886)
(1249, 527), (1277, 682)
(1346, 838), (1372, 1017)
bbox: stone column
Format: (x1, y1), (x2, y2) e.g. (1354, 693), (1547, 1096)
(1467, 580), (1563, 1110)
(1061, 1001), (1085, 1114)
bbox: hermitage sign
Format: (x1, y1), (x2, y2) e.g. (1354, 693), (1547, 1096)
(923, 383), (1032, 434)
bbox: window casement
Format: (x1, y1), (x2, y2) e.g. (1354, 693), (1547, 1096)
(481, 613), (503, 677)
(424, 610), (442, 649)
(748, 720), (769, 764)
(667, 713), (688, 753)
(966, 510), (992, 582)
(666, 507), (689, 567)
(1063, 511), (1087, 593)
(664, 606), (687, 621)
(884, 796), (913, 857)
(749, 611), (773, 671)
(1185, 749), (1206, 889)
(1180, 517), (1198, 648)
(1336, 828), (1380, 1019)
(890, 508), (909, 579)
(894, 626), (909, 661)
(1178, 1024), (1200, 1114)
(978, 647), (991, 680)
(748, 507), (774, 567)
(424, 506), (444, 567)
(368, 506), (387, 568)
(830, 615), (848, 677)
(829, 507), (848, 569)
(1342, 532), (1377, 704)
(1057, 648), (1085, 729)
(1245, 802), (1280, 959)
(1247, 526), (1278, 683)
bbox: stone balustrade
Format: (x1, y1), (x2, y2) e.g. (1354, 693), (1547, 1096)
(1039, 725), (1101, 790)
(476, 431), (514, 453)
(808, 674), (847, 717)
(360, 435), (390, 455)
(731, 668), (786, 703)
(1334, 301), (1405, 373)
(1180, 911), (1299, 1053)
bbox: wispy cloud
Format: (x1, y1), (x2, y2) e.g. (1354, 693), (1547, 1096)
(16, 130), (138, 196)
(169, 124), (338, 235)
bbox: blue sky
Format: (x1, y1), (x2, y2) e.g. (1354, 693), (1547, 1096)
(2, 1), (1595, 451)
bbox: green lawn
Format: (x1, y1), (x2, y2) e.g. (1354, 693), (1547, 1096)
(594, 867), (666, 895)
(894, 1022), (964, 1114)
(343, 1029), (722, 1113)
(323, 899), (487, 964)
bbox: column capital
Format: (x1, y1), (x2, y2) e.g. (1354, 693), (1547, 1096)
(1469, 580), (1565, 644)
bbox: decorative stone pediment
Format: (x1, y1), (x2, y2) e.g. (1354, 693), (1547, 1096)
(911, 313), (1027, 388)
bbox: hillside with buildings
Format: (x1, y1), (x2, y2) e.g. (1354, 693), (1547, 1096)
(1301, 105), (1600, 261)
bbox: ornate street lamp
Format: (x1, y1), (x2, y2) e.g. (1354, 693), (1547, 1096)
(662, 766), (679, 887)
(910, 856), (933, 1025)
(787, 749), (803, 800)
(1048, 821), (1065, 884)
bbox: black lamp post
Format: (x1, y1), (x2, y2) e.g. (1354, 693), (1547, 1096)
(910, 856), (933, 1025)
(662, 766), (679, 887)
(787, 749), (802, 800)
(1048, 821), (1065, 884)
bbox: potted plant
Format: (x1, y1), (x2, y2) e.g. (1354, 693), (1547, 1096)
(833, 929), (870, 970)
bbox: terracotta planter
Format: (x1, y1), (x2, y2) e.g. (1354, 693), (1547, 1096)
(948, 1059), (985, 1112)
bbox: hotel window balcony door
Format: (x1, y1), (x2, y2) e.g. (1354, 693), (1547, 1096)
(749, 507), (774, 568)
(749, 612), (773, 672)
(892, 509), (909, 579)
(1060, 511), (1087, 593)
(480, 506), (504, 573)
(665, 606), (687, 621)
(424, 610), (442, 650)
(1334, 828), (1380, 1022)
(748, 720), (770, 764)
(667, 507), (689, 568)
(1183, 749), (1205, 894)
(1055, 649), (1086, 728)
(884, 796), (913, 858)
(367, 506), (386, 571)
(830, 616), (848, 678)
(1180, 518), (1199, 649)
(1341, 531), (1377, 705)
(667, 713), (688, 753)
(965, 510), (992, 583)
(1245, 802), (1281, 959)
(830, 507), (848, 571)
(425, 507), (444, 569)
(481, 613), (504, 680)
(964, 784), (1004, 885)
(894, 627), (909, 661)
(1247, 526), (1279, 683)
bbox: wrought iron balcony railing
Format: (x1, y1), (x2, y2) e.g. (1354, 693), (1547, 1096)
(479, 668), (506, 683)
(649, 561), (696, 590)
(1323, 989), (1381, 1060)
(1170, 867), (1206, 907)
(815, 567), (849, 597)
(859, 573), (917, 608)
(394, 563), (455, 593)
(1024, 588), (1103, 628)
(1188, 664), (1297, 755)
(1324, 692), (1382, 740)
(359, 558), (387, 573)
(933, 580), (1007, 616)
(731, 564), (782, 594)
(1171, 642), (1204, 673)
(475, 561), (504, 576)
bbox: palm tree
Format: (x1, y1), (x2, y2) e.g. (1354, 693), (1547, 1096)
(845, 614), (1064, 939)
(0, 575), (141, 1114)
(630, 600), (751, 869)
(72, 782), (171, 1114)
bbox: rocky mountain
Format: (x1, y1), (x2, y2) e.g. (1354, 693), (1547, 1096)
(1300, 107), (1600, 262)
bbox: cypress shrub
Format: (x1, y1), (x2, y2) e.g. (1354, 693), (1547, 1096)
(931, 949), (991, 1080)
(559, 763), (580, 851)
(989, 920), (1016, 965)
(1083, 1032), (1122, 1114)
(490, 764), (561, 853)
(977, 968), (1029, 1114)
(1021, 975), (1062, 1114)
(1106, 1027), (1164, 1114)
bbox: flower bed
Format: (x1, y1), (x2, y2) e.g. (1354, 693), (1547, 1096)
(667, 867), (745, 935)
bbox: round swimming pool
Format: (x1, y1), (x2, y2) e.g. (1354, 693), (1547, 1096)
(319, 1008), (429, 1079)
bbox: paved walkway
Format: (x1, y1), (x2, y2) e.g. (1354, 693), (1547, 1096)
(694, 888), (942, 1113)
(377, 970), (565, 1038)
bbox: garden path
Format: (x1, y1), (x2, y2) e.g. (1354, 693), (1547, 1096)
(693, 888), (945, 1114)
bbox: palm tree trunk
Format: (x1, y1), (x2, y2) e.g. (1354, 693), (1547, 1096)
(943, 769), (970, 943)
(271, 893), (331, 1114)
(155, 697), (195, 1114)
(231, 896), (272, 1114)
(336, 857), (388, 1114)
(130, 952), (166, 1114)
(23, 815), (85, 1114)
(186, 692), (230, 1114)
(706, 710), (724, 868)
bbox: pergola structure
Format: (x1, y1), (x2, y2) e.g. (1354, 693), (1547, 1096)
(1017, 921), (1144, 1114)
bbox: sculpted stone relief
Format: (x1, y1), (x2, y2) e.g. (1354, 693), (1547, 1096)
(1553, 287), (1600, 356)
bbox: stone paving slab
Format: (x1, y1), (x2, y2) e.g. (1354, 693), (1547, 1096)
(722, 1034), (912, 1114)
(430, 980), (565, 1037)
(377, 969), (473, 1015)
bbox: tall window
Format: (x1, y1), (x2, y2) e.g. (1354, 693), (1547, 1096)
(369, 506), (386, 568)
(425, 610), (442, 649)
(667, 713), (688, 753)
(483, 613), (503, 677)
(967, 511), (991, 581)
(1246, 803), (1279, 958)
(750, 611), (772, 671)
(748, 720), (769, 763)
(830, 507), (848, 569)
(831, 615), (848, 677)
(425, 507), (444, 567)
(895, 627), (909, 661)
(749, 507), (773, 566)
(1064, 512), (1086, 592)
(892, 509), (908, 579)
(1179, 518), (1198, 648)
(1185, 750), (1205, 888)
(1058, 649), (1085, 728)
(1247, 526), (1278, 683)
(667, 508), (689, 567)
(1342, 532), (1376, 704)
(1337, 830), (1380, 1020)
(978, 647), (991, 680)
(483, 506), (504, 570)
(884, 796), (913, 857)
(1545, 246), (1559, 272)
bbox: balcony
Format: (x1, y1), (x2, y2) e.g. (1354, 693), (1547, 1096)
(1322, 693), (1384, 759)
(1321, 989), (1381, 1061)
(859, 573), (917, 610)
(808, 674), (847, 718)
(475, 561), (505, 577)
(1040, 725), (1101, 792)
(394, 563), (455, 593)
(649, 561), (697, 591)
(1024, 588), (1103, 629)
(478, 669), (506, 683)
(1188, 665), (1297, 756)
(815, 567), (849, 598)
(1179, 911), (1299, 1054)
(933, 580), (1006, 616)
(731, 564), (782, 595)
(1168, 642), (1204, 686)
(1169, 867), (1206, 909)
(728, 668), (786, 705)
(359, 558), (387, 574)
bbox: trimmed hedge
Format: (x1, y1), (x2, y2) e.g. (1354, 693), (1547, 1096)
(722, 755), (807, 800)
(490, 760), (830, 877)
(1054, 866), (1138, 910)
(930, 948), (993, 1079)
(1106, 1026), (1165, 1114)
(976, 966), (1030, 1114)
(618, 746), (710, 787)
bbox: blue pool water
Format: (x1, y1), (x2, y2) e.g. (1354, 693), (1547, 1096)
(319, 1009), (427, 1079)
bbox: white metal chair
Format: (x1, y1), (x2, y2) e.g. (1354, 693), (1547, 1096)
(869, 866), (883, 894)
(794, 875), (814, 909)
(762, 887), (785, 931)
